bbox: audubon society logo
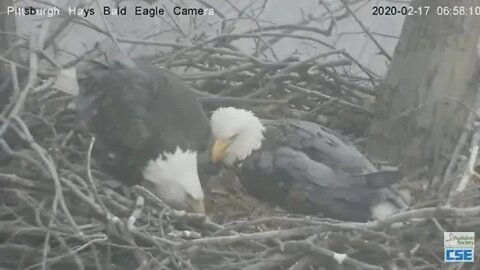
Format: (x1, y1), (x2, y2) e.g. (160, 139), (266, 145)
(444, 232), (475, 263)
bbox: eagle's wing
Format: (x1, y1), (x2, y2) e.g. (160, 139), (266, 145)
(240, 146), (396, 221)
(262, 120), (403, 186)
(81, 63), (210, 157)
(146, 67), (211, 153)
(92, 68), (154, 152)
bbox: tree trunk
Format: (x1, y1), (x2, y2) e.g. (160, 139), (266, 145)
(367, 0), (480, 174)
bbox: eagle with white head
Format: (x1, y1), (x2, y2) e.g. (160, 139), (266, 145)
(209, 107), (409, 222)
(77, 61), (209, 213)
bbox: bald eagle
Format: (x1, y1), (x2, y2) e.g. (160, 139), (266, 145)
(210, 107), (409, 222)
(77, 61), (210, 213)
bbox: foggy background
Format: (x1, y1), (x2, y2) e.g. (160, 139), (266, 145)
(12, 0), (406, 75)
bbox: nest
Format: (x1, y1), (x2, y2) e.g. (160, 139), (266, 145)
(1, 1), (480, 269)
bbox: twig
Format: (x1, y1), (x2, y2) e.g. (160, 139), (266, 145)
(198, 96), (286, 106)
(446, 111), (480, 206)
(0, 34), (38, 138)
(85, 136), (113, 220)
(283, 240), (382, 270)
(340, 0), (391, 61)
(14, 116), (79, 232)
(95, 0), (129, 61)
(128, 196), (145, 231)
(287, 84), (372, 113)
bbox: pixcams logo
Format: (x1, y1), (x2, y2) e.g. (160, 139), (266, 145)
(444, 232), (475, 263)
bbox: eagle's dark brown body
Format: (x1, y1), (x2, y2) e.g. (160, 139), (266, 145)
(83, 63), (209, 183)
(76, 61), (210, 212)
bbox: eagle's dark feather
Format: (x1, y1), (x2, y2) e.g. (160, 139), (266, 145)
(238, 120), (407, 222)
(77, 61), (210, 187)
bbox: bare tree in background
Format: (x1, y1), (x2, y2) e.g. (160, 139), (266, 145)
(367, 0), (480, 175)
(0, 0), (16, 109)
(0, 0), (15, 53)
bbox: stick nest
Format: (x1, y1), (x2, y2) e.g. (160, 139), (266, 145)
(1, 2), (480, 269)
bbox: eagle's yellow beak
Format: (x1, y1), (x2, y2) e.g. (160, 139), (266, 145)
(212, 139), (228, 163)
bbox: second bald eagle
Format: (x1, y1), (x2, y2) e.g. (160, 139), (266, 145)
(77, 61), (210, 213)
(210, 107), (409, 222)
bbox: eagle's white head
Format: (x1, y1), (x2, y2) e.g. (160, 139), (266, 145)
(142, 147), (205, 213)
(210, 107), (266, 166)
